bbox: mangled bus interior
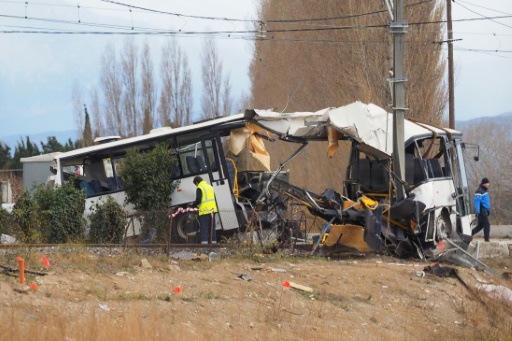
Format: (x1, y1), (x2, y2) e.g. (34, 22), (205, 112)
(246, 101), (478, 265)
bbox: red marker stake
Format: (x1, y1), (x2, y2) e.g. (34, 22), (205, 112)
(17, 257), (25, 284)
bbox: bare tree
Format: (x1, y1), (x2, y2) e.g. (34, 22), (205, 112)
(121, 38), (139, 137)
(140, 41), (156, 134)
(463, 120), (512, 224)
(158, 39), (173, 127)
(222, 76), (233, 116)
(158, 37), (193, 127)
(201, 37), (231, 119)
(100, 43), (123, 137)
(249, 0), (448, 191)
(72, 81), (85, 143)
(179, 56), (193, 127)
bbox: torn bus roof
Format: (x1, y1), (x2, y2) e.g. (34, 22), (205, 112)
(246, 101), (461, 159)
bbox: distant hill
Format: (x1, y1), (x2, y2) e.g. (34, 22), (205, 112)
(0, 129), (78, 152)
(456, 111), (512, 131)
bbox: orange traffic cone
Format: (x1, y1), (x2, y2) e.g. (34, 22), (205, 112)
(283, 281), (290, 288)
(173, 286), (181, 294)
(30, 282), (37, 291)
(42, 256), (50, 267)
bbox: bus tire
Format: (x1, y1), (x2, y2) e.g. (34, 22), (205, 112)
(171, 212), (199, 243)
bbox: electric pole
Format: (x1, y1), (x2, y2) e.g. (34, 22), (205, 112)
(447, 0), (455, 129)
(391, 0), (408, 201)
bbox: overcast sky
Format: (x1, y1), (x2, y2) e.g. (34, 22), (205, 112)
(0, 0), (511, 139)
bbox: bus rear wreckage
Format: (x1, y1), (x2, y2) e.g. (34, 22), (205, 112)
(245, 101), (483, 267)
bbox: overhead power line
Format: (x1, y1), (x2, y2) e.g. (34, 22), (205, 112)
(0, 0), (433, 25)
(454, 1), (512, 29)
(99, 0), (433, 24)
(2, 12), (512, 36)
(456, 0), (512, 16)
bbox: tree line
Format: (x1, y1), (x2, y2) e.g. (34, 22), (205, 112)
(0, 136), (78, 170)
(0, 36), (235, 169)
(73, 36), (235, 147)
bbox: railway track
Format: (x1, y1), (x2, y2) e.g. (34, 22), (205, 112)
(0, 241), (312, 256)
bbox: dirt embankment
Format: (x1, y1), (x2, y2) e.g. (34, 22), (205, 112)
(0, 248), (511, 341)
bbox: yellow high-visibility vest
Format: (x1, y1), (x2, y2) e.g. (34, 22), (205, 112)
(197, 180), (218, 216)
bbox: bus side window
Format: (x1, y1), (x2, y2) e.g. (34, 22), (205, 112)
(186, 156), (200, 173)
(196, 155), (208, 172)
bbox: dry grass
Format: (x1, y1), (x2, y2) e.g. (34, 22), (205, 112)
(1, 248), (511, 340)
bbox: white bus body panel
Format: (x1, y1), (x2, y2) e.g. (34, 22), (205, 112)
(410, 179), (456, 208)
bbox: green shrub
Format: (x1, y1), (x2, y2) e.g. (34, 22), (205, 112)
(120, 143), (180, 242)
(11, 189), (43, 243)
(120, 144), (180, 212)
(88, 196), (126, 244)
(0, 207), (20, 240)
(12, 181), (86, 244)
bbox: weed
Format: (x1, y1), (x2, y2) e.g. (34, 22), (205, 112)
(160, 295), (171, 302)
(199, 290), (220, 300)
(299, 290), (321, 301)
(135, 293), (151, 301)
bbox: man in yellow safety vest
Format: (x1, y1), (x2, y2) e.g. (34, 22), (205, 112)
(192, 176), (219, 244)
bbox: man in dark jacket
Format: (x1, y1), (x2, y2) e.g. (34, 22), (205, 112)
(472, 177), (491, 242)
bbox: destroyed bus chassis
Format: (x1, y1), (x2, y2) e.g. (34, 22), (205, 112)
(247, 102), (480, 265)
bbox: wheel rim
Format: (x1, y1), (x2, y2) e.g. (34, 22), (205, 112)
(176, 214), (199, 240)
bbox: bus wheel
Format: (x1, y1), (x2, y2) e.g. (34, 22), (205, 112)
(172, 212), (199, 243)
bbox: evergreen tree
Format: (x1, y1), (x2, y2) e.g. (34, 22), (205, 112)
(64, 138), (79, 151)
(82, 104), (93, 147)
(0, 142), (12, 169)
(40, 136), (64, 154)
(12, 136), (40, 169)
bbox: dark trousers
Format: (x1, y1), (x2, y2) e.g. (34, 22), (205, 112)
(199, 213), (216, 243)
(472, 211), (490, 241)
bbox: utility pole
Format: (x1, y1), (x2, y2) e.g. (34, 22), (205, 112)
(447, 0), (455, 129)
(391, 0), (408, 201)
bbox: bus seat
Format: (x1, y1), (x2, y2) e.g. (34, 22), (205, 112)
(196, 155), (208, 172)
(186, 156), (200, 174)
(413, 158), (427, 184)
(427, 158), (444, 178)
(370, 160), (389, 193)
(79, 181), (95, 196)
(405, 154), (414, 185)
(90, 179), (103, 193)
(356, 159), (372, 190)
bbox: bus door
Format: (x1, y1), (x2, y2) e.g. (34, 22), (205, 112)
(200, 135), (239, 231)
(450, 139), (473, 236)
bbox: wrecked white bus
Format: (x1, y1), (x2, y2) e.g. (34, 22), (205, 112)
(48, 101), (478, 262)
(246, 101), (477, 262)
(48, 114), (285, 242)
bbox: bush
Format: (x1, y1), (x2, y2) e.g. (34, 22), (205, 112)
(88, 196), (126, 244)
(0, 207), (19, 240)
(120, 143), (180, 243)
(11, 189), (43, 243)
(12, 181), (86, 244)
